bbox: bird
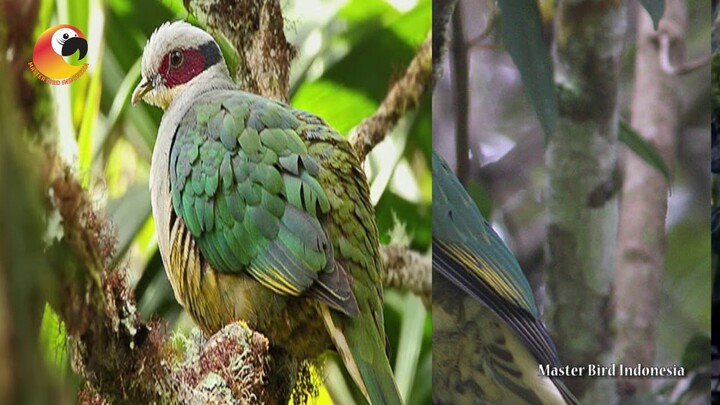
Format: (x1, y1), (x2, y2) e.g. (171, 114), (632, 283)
(432, 150), (579, 405)
(132, 21), (403, 405)
(32, 24), (87, 79)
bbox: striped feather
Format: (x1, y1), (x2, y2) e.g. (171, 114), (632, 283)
(432, 150), (579, 405)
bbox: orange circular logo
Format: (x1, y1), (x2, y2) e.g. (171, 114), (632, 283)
(28, 24), (89, 85)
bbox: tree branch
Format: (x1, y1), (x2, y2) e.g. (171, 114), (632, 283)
(432, 0), (458, 89)
(658, 31), (709, 76)
(546, 0), (627, 401)
(350, 33), (432, 162)
(46, 154), (278, 404)
(614, 0), (684, 399)
(451, 6), (470, 186)
(185, 0), (295, 101)
(380, 245), (432, 308)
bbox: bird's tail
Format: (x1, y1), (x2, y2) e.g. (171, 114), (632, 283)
(321, 306), (403, 405)
(553, 378), (581, 405)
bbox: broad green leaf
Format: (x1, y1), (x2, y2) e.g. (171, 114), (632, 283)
(618, 120), (671, 181)
(40, 303), (68, 375)
(406, 91), (432, 174)
(294, 81), (378, 134)
(408, 351), (432, 404)
(393, 294), (426, 401)
(336, 0), (402, 45)
(292, 0), (431, 134)
(639, 0), (665, 30)
(496, 0), (557, 140)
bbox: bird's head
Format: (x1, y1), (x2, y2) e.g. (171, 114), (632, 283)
(132, 21), (229, 109)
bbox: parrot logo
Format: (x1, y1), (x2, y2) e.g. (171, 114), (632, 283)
(28, 24), (89, 85)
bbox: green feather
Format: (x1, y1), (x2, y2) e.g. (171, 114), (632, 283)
(278, 155), (299, 175)
(219, 154), (233, 190)
(261, 190), (285, 218)
(239, 128), (261, 154)
(432, 149), (579, 405)
(432, 151), (537, 316)
(260, 128), (289, 154)
(283, 175), (303, 211)
(285, 129), (307, 154)
(220, 113), (238, 150)
(204, 166), (219, 196)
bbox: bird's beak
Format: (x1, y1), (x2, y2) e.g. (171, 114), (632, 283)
(132, 78), (153, 105)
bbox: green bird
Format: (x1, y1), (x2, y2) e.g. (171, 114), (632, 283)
(432, 150), (579, 405)
(132, 21), (402, 405)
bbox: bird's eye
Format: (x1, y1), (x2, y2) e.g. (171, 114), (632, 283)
(62, 33), (69, 39)
(169, 50), (183, 68)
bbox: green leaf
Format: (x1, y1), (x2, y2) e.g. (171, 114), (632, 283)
(496, 0), (557, 140)
(40, 303), (68, 375)
(392, 294), (426, 400)
(639, 0), (665, 30)
(375, 191), (431, 250)
(681, 334), (710, 371)
(618, 120), (671, 181)
(292, 0), (431, 134)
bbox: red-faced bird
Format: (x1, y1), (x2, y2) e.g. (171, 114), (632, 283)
(132, 21), (402, 405)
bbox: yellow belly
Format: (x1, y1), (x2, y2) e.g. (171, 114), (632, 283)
(166, 216), (331, 359)
(433, 276), (566, 405)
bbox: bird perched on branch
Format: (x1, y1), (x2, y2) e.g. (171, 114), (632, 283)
(432, 150), (579, 405)
(132, 21), (402, 404)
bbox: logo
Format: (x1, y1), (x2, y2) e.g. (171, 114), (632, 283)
(28, 24), (88, 85)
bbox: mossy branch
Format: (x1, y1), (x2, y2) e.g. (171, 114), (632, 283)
(46, 154), (275, 403)
(350, 33), (433, 162)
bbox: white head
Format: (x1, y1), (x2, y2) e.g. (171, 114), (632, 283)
(132, 21), (230, 109)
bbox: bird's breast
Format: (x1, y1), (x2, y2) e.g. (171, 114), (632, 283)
(166, 216), (331, 358)
(433, 275), (565, 405)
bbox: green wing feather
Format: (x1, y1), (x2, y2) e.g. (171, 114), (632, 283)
(170, 90), (356, 315)
(432, 150), (579, 405)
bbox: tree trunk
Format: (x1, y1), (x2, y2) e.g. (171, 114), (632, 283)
(614, 0), (685, 398)
(546, 0), (627, 401)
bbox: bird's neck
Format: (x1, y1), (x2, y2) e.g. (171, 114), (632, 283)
(167, 65), (234, 110)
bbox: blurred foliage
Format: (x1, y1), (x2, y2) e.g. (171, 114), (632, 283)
(640, 0), (666, 30)
(32, 0), (431, 403)
(495, 0), (556, 140)
(618, 120), (672, 182)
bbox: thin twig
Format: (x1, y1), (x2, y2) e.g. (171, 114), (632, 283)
(466, 8), (498, 49)
(659, 33), (710, 75)
(451, 5), (470, 186)
(350, 33), (432, 162)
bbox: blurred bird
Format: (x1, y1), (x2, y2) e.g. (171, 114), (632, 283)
(432, 150), (579, 405)
(132, 21), (402, 404)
